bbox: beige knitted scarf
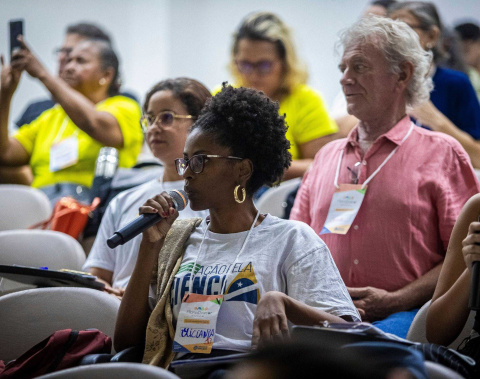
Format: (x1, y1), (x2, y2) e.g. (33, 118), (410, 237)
(142, 217), (203, 367)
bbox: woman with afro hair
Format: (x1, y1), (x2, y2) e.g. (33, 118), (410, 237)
(115, 85), (359, 374)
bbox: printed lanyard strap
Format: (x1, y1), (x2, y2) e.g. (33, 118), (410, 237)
(52, 117), (78, 144)
(188, 209), (261, 294)
(334, 123), (414, 189)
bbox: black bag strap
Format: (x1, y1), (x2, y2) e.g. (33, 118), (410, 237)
(46, 330), (79, 372)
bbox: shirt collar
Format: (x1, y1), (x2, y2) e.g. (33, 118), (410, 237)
(346, 115), (412, 148)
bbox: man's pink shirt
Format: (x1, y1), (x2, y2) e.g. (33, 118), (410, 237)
(290, 116), (480, 291)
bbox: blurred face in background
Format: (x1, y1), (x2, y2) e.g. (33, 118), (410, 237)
(57, 33), (87, 77)
(62, 41), (110, 96)
(144, 90), (193, 165)
(461, 39), (480, 68)
(234, 38), (285, 100)
(389, 9), (439, 52)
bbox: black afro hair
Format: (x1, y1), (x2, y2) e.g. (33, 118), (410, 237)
(191, 84), (292, 195)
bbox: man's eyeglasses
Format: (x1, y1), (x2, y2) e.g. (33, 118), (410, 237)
(54, 47), (73, 56)
(141, 111), (195, 132)
(347, 161), (362, 184)
(235, 60), (276, 75)
(175, 154), (243, 175)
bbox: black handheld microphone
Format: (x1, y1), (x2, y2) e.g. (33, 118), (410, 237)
(468, 215), (480, 311)
(106, 189), (188, 249)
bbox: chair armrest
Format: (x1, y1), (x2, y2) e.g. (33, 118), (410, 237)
(110, 345), (144, 363)
(78, 353), (114, 365)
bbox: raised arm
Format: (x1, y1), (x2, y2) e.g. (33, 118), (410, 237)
(114, 193), (179, 352)
(11, 37), (124, 148)
(0, 56), (31, 166)
(426, 194), (480, 345)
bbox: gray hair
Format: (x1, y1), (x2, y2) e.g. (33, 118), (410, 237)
(338, 16), (433, 107)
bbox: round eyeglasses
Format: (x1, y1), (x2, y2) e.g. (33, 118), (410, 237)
(175, 154), (243, 175)
(235, 60), (276, 75)
(140, 111), (195, 132)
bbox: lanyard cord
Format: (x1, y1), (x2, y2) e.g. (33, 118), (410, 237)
(188, 209), (261, 294)
(52, 116), (78, 145)
(334, 123), (414, 189)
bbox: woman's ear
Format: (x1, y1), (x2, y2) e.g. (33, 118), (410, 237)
(237, 158), (254, 185)
(101, 67), (115, 88)
(426, 25), (440, 47)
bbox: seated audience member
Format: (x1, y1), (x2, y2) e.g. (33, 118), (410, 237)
(290, 16), (480, 338)
(426, 193), (480, 375)
(115, 85), (359, 372)
(389, 2), (480, 170)
(15, 23), (112, 128)
(455, 22), (480, 102)
(0, 38), (143, 204)
(82, 78), (211, 297)
(227, 12), (338, 179)
(0, 23), (113, 187)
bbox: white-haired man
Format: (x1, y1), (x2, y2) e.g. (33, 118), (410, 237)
(291, 16), (480, 337)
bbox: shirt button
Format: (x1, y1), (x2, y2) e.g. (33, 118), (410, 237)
(354, 259), (359, 265)
(353, 225), (359, 230)
(362, 160), (367, 165)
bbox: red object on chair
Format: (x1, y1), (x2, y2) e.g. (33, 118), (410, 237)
(0, 329), (111, 378)
(30, 197), (100, 240)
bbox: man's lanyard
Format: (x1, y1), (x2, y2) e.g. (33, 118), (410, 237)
(334, 123), (414, 189)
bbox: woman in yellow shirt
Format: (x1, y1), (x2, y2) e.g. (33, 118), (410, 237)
(229, 12), (338, 179)
(0, 37), (142, 204)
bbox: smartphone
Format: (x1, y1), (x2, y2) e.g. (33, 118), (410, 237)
(9, 19), (24, 58)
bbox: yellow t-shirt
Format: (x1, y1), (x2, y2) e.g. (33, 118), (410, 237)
(213, 84), (337, 159)
(14, 96), (143, 189)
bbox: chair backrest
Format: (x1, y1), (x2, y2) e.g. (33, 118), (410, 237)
(0, 229), (86, 270)
(406, 300), (475, 349)
(0, 287), (121, 362)
(255, 178), (302, 218)
(0, 230), (86, 294)
(36, 363), (180, 379)
(0, 184), (51, 231)
(424, 361), (466, 379)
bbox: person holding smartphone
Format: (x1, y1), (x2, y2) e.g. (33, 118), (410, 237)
(0, 22), (114, 186)
(0, 36), (143, 204)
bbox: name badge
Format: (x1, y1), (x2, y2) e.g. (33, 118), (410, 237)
(320, 184), (366, 235)
(172, 293), (223, 354)
(49, 136), (79, 172)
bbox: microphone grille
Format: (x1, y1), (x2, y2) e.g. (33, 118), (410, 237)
(169, 189), (188, 211)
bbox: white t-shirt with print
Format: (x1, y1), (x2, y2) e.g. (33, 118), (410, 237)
(169, 214), (360, 352)
(83, 177), (208, 288)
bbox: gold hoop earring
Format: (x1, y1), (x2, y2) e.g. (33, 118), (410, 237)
(99, 78), (107, 86)
(234, 185), (246, 204)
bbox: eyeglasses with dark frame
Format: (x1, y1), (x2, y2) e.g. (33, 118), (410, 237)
(140, 111), (195, 132)
(175, 154), (243, 175)
(53, 47), (73, 57)
(235, 60), (276, 75)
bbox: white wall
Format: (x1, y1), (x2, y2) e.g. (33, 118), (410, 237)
(1, 0), (480, 129)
